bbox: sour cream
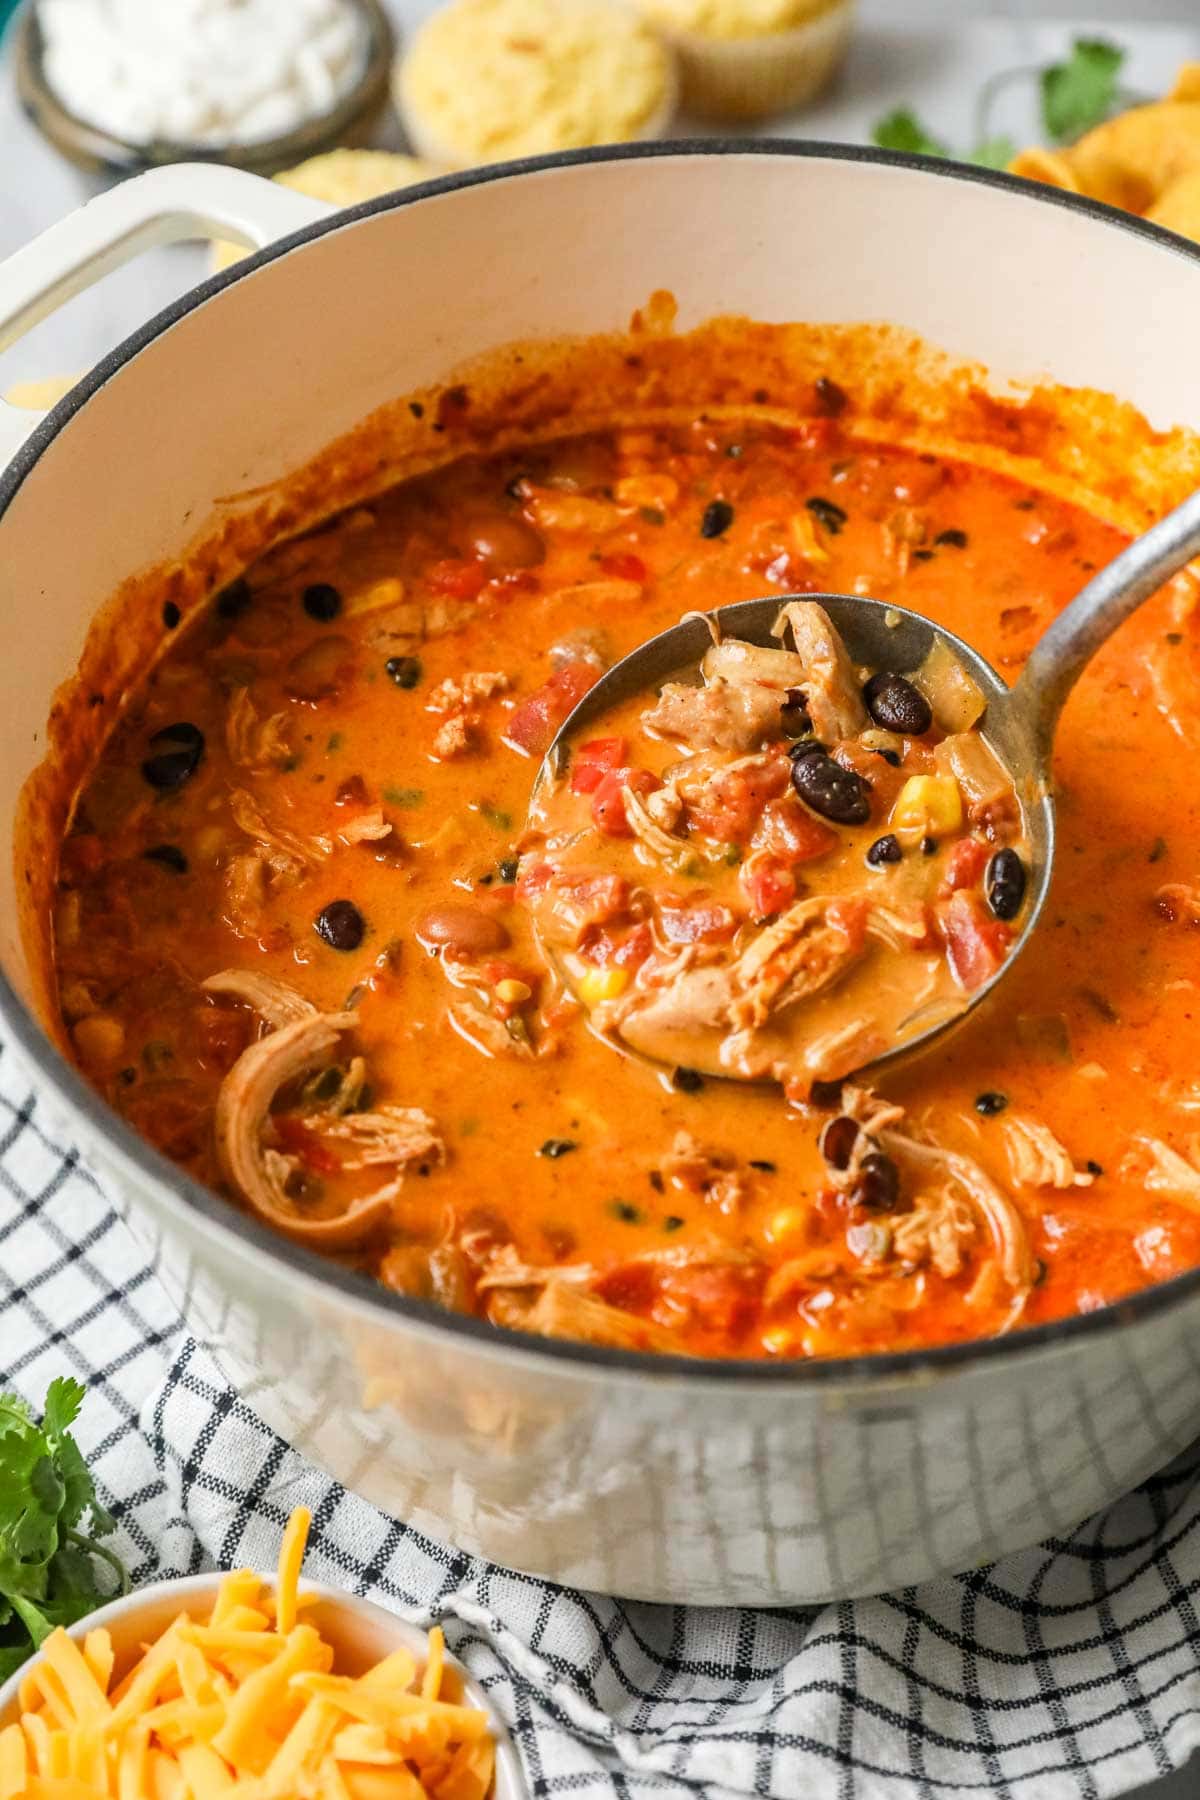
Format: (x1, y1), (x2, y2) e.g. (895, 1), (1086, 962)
(38, 0), (368, 146)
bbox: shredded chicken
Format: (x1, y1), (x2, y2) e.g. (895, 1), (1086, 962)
(796, 1018), (887, 1083)
(230, 789), (331, 869)
(1004, 1114), (1094, 1190)
(316, 1106), (444, 1171)
(660, 1130), (750, 1213)
(623, 785), (694, 870)
(893, 1189), (978, 1278)
(879, 1130), (1033, 1292)
(475, 1246), (595, 1291)
(520, 1281), (680, 1351)
(225, 688), (291, 771)
(729, 896), (864, 1032)
(212, 1001), (443, 1248)
(448, 998), (536, 1059)
(428, 671), (511, 713)
(642, 676), (783, 752)
(865, 901), (931, 953)
(772, 600), (867, 741)
(432, 713), (477, 759)
(550, 626), (610, 671)
(1126, 1135), (1200, 1212)
(646, 785), (685, 832)
(201, 969), (316, 1030)
(336, 808), (393, 845)
(882, 506), (929, 575)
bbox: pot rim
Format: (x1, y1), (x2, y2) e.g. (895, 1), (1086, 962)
(6, 137), (1200, 1390)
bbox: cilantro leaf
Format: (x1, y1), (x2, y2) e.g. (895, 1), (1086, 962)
(872, 108), (949, 159)
(971, 136), (1017, 171)
(0, 1380), (128, 1680)
(1041, 39), (1124, 143)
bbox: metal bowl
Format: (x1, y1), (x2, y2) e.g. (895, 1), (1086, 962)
(14, 0), (396, 179)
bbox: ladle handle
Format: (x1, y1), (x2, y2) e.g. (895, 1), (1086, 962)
(1012, 487), (1200, 763)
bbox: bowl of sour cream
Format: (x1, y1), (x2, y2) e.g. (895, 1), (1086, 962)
(15, 0), (396, 178)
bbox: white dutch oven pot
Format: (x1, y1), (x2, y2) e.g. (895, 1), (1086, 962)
(2, 148), (1199, 1606)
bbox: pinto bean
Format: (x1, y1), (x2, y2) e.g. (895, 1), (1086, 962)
(466, 516), (545, 569)
(414, 903), (511, 956)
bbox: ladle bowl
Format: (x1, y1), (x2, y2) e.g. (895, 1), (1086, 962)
(536, 486), (1200, 1082)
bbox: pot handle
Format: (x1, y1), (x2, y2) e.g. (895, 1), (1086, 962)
(0, 163), (332, 465)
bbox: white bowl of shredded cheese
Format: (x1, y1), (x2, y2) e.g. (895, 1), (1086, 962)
(17, 0), (396, 177)
(0, 1508), (525, 1798)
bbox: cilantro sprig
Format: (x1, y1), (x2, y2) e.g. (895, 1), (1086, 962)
(872, 37), (1127, 171)
(0, 1377), (129, 1681)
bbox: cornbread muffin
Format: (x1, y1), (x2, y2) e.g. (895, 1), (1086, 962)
(3, 376), (78, 409)
(395, 0), (677, 168)
(211, 149), (432, 271)
(634, 0), (854, 122)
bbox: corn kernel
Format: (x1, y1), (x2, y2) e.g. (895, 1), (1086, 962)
(765, 1205), (809, 1247)
(495, 978), (531, 1004)
(761, 1326), (799, 1356)
(577, 966), (630, 1006)
(891, 774), (963, 838)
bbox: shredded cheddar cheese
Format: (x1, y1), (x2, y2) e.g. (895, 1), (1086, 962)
(0, 1507), (494, 1800)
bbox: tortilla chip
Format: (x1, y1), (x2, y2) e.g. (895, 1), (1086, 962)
(1146, 165), (1200, 243)
(1007, 147), (1079, 191)
(212, 150), (433, 271)
(1169, 63), (1200, 104)
(1065, 101), (1200, 212)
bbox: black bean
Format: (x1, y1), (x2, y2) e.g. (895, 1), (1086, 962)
(820, 1114), (859, 1170)
(539, 1139), (578, 1158)
(1086, 1159), (1104, 1177)
(912, 549), (934, 563)
(749, 1159), (777, 1172)
(974, 1091), (1008, 1116)
(699, 499), (734, 539)
(862, 670), (933, 735)
(789, 739), (825, 762)
(504, 471), (529, 499)
(866, 834), (902, 867)
(872, 748), (901, 768)
(790, 749), (871, 825)
(663, 1215), (685, 1231)
(303, 582), (342, 622)
(498, 858), (519, 884)
(314, 899), (365, 951)
(141, 723), (204, 791)
(814, 375), (848, 416)
(809, 1078), (843, 1109)
(143, 844), (188, 874)
(217, 578), (251, 618)
(935, 528), (968, 549)
(386, 655), (423, 690)
(672, 1066), (705, 1093)
(779, 689), (811, 738)
(987, 847), (1027, 921)
(921, 836), (938, 857)
(805, 496), (847, 534)
(162, 601), (181, 629)
(852, 1151), (904, 1214)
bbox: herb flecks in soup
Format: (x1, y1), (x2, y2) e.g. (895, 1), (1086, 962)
(51, 413), (1200, 1359)
(528, 601), (1026, 1091)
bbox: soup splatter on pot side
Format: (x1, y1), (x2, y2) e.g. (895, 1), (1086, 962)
(51, 413), (1200, 1358)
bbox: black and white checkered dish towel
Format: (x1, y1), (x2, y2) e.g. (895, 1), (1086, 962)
(3, 1038), (1200, 1800)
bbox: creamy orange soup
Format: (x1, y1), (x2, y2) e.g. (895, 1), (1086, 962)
(48, 404), (1200, 1359)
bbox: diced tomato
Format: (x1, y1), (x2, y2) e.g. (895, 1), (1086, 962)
(660, 897), (741, 943)
(583, 920), (655, 969)
(752, 796), (838, 865)
(594, 1261), (658, 1315)
(272, 1114), (340, 1176)
(570, 736), (629, 795)
(196, 1004), (252, 1072)
(826, 895), (869, 951)
(740, 857), (797, 921)
(687, 753), (791, 842)
(941, 835), (991, 893)
(504, 661), (598, 756)
(591, 767), (661, 836)
(939, 890), (1012, 991)
(426, 558), (486, 599)
(546, 870), (633, 940)
(515, 860), (553, 898)
(599, 551), (647, 583)
(656, 1263), (765, 1340)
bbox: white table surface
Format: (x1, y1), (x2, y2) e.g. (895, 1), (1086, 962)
(1, 5), (1198, 1793)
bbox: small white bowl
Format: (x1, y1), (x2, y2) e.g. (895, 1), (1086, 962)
(0, 1573), (526, 1800)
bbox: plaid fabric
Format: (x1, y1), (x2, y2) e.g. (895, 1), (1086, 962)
(2, 1036), (1199, 1799)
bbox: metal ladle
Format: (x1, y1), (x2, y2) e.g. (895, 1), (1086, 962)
(535, 487), (1200, 1082)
